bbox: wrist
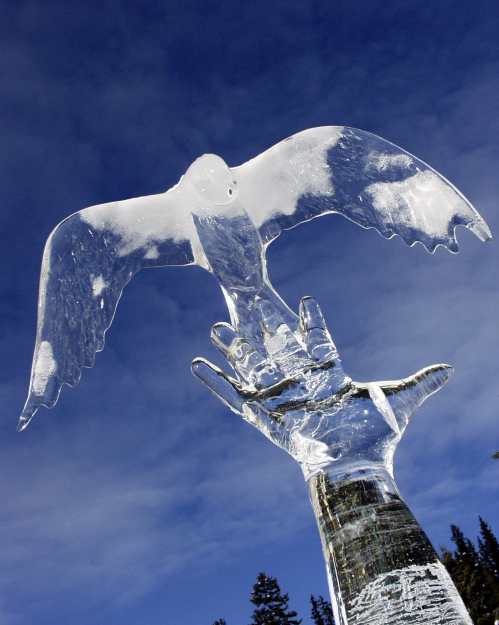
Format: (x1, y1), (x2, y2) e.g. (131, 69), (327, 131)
(303, 459), (395, 486)
(307, 464), (412, 529)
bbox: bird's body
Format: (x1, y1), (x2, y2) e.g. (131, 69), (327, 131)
(18, 126), (491, 430)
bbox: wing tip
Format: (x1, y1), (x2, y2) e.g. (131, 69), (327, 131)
(17, 406), (37, 432)
(468, 217), (493, 243)
(17, 391), (50, 431)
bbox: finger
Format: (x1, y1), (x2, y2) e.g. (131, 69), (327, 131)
(210, 322), (237, 359)
(379, 363), (453, 431)
(259, 299), (287, 334)
(191, 357), (244, 414)
(211, 322), (281, 389)
(211, 322), (254, 367)
(299, 296), (327, 332)
(258, 300), (310, 376)
(299, 296), (338, 363)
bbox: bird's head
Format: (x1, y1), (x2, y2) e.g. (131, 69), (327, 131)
(184, 154), (238, 206)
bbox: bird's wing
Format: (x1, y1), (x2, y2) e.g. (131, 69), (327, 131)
(19, 189), (196, 430)
(234, 126), (491, 252)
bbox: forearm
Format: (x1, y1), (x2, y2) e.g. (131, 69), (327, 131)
(307, 465), (473, 625)
(193, 295), (470, 622)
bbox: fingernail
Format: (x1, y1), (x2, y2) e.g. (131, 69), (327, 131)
(211, 322), (237, 349)
(300, 297), (325, 330)
(191, 358), (207, 377)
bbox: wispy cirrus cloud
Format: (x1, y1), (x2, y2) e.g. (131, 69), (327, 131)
(1, 2), (498, 625)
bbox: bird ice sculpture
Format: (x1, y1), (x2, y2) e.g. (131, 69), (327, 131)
(18, 126), (491, 431)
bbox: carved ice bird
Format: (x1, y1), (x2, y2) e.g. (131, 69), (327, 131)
(18, 126), (491, 431)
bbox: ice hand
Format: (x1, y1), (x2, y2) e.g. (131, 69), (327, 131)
(192, 297), (453, 480)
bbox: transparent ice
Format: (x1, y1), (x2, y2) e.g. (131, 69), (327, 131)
(19, 126), (490, 431)
(19, 126), (491, 623)
(193, 296), (472, 624)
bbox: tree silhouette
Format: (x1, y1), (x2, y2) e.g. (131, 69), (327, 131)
(310, 596), (324, 625)
(249, 573), (301, 625)
(479, 517), (499, 581)
(442, 523), (499, 624)
(310, 595), (334, 625)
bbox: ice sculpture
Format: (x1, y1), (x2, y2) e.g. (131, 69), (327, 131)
(19, 126), (490, 431)
(19, 125), (491, 621)
(193, 297), (472, 624)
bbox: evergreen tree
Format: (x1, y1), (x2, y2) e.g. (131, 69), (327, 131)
(442, 524), (499, 625)
(310, 596), (324, 625)
(310, 595), (334, 625)
(317, 597), (334, 625)
(213, 620), (227, 625)
(479, 517), (499, 580)
(249, 573), (301, 625)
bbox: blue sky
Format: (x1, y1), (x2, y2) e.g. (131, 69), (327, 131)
(1, 1), (498, 624)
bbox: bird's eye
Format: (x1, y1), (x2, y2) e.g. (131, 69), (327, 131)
(228, 188), (233, 196)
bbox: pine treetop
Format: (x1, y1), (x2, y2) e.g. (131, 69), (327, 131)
(444, 521), (499, 624)
(249, 573), (301, 625)
(479, 517), (499, 580)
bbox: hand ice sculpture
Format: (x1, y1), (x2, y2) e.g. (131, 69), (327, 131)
(19, 126), (491, 431)
(193, 298), (474, 625)
(193, 296), (450, 482)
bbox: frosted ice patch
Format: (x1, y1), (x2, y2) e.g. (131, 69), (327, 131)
(81, 188), (196, 257)
(366, 151), (413, 172)
(236, 126), (343, 228)
(184, 154), (238, 207)
(348, 562), (472, 625)
(91, 275), (107, 297)
(365, 170), (464, 239)
(144, 245), (159, 259)
(32, 341), (57, 395)
(265, 326), (291, 355)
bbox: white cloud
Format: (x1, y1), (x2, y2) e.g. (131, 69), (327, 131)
(0, 397), (308, 609)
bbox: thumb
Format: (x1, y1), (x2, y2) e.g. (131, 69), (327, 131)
(378, 363), (453, 430)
